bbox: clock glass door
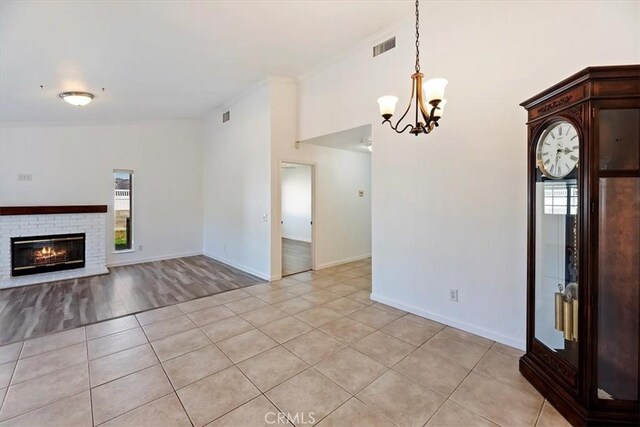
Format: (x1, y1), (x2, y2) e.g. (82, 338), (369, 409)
(533, 120), (580, 367)
(595, 105), (639, 402)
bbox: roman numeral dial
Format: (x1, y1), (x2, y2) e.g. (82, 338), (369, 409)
(536, 121), (580, 179)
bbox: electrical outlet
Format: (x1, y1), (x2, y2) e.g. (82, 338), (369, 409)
(18, 173), (32, 181)
(358, 190), (364, 197)
(138, 244), (143, 251)
(449, 289), (458, 302)
(262, 213), (268, 222)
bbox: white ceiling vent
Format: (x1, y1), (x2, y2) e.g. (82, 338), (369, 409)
(222, 111), (230, 122)
(373, 37), (396, 57)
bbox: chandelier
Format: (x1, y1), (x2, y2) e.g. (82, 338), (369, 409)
(377, 0), (447, 136)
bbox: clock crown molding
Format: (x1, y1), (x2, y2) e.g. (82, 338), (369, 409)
(537, 95), (573, 114)
(520, 64), (640, 109)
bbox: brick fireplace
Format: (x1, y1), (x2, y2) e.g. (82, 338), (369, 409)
(0, 205), (109, 288)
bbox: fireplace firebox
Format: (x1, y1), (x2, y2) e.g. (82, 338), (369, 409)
(11, 233), (85, 277)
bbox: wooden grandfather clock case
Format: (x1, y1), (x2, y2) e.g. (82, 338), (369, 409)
(520, 65), (640, 426)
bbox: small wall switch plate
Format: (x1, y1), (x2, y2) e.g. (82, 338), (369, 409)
(18, 173), (32, 181)
(138, 245), (143, 251)
(358, 190), (364, 197)
(262, 213), (268, 222)
(449, 289), (458, 302)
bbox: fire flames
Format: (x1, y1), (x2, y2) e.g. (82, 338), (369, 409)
(34, 247), (68, 264)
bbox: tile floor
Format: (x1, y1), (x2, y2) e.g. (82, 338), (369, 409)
(0, 258), (571, 426)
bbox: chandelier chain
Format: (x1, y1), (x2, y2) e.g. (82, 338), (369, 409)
(415, 0), (420, 72)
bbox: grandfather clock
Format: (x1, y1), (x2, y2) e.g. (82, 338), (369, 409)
(520, 65), (639, 426)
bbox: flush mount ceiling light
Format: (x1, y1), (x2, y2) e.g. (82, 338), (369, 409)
(59, 91), (94, 106)
(377, 0), (447, 136)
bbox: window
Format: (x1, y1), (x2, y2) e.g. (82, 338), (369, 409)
(544, 181), (578, 215)
(114, 170), (133, 251)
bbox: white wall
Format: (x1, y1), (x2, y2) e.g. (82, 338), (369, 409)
(270, 79), (372, 278)
(281, 165), (312, 242)
(202, 84), (272, 279)
(297, 0), (640, 348)
(0, 120), (204, 266)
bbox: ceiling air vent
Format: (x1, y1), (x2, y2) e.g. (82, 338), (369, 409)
(373, 37), (396, 57)
(222, 111), (230, 123)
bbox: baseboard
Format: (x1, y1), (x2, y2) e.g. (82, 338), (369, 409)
(316, 253), (371, 270)
(107, 251), (203, 267)
(202, 252), (270, 281)
(370, 292), (525, 350)
(282, 235), (312, 243)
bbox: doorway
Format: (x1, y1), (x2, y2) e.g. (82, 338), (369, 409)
(280, 162), (313, 276)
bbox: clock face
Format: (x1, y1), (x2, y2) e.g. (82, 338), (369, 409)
(536, 121), (580, 179)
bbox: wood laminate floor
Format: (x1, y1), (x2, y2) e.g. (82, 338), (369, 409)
(0, 255), (264, 345)
(282, 238), (311, 276)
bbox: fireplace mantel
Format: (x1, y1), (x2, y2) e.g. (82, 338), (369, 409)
(0, 205), (108, 216)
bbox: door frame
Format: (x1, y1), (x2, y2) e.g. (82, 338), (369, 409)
(277, 159), (316, 277)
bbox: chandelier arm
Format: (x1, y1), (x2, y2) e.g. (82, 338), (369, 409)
(391, 76), (417, 132)
(415, 86), (419, 127)
(429, 105), (441, 126)
(397, 123), (415, 134)
(380, 120), (414, 134)
(415, 74), (431, 124)
(394, 99), (413, 130)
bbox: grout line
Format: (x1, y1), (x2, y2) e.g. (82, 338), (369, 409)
(300, 304), (399, 426)
(0, 361), (89, 423)
(169, 328), (261, 425)
(94, 389), (176, 426)
(0, 389), (90, 425)
(349, 316), (454, 427)
(288, 368), (347, 426)
(1, 342), (22, 414)
(99, 392), (190, 427)
(138, 319), (195, 427)
(11, 342), (93, 387)
(86, 323), (140, 342)
(85, 339), (95, 427)
(150, 293), (360, 424)
(201, 264), (375, 424)
(428, 342), (497, 426)
(355, 394), (402, 427)
(88, 343), (159, 385)
(533, 400), (545, 427)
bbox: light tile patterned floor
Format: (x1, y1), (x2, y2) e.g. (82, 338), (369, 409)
(0, 258), (571, 427)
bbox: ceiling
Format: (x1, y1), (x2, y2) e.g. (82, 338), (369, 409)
(0, 1), (411, 123)
(301, 124), (372, 154)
